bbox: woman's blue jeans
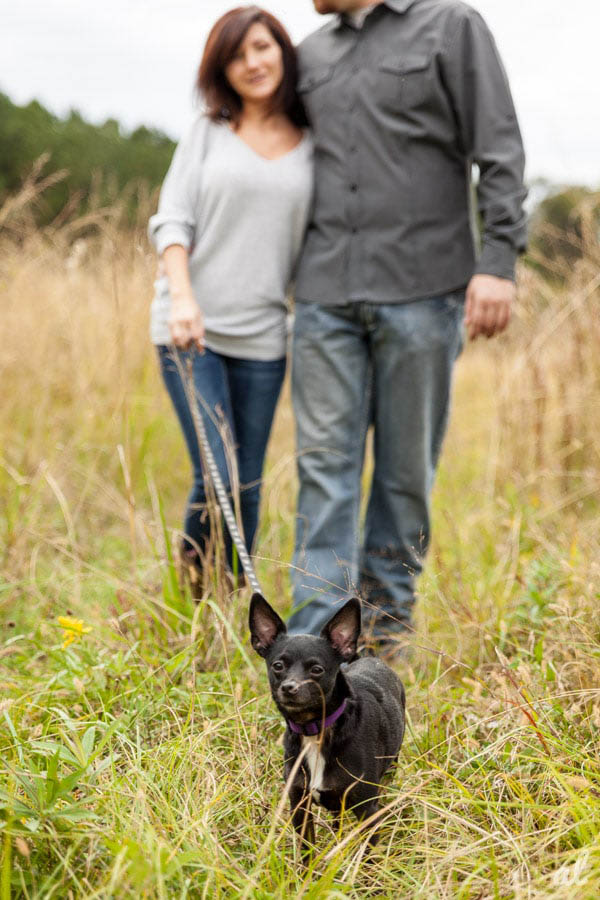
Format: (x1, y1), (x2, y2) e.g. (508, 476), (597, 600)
(157, 346), (285, 571)
(288, 293), (464, 637)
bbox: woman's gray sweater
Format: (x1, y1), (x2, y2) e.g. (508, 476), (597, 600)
(148, 115), (313, 360)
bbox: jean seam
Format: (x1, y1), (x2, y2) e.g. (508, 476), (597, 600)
(351, 358), (372, 587)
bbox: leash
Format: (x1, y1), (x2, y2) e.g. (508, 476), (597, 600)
(178, 351), (263, 596)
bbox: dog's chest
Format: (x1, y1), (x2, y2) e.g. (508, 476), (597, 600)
(302, 736), (326, 803)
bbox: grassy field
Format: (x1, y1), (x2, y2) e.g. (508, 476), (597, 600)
(1, 186), (599, 898)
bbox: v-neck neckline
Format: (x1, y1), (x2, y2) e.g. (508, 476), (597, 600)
(227, 125), (307, 163)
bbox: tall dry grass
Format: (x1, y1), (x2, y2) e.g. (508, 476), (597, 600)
(1, 171), (599, 898)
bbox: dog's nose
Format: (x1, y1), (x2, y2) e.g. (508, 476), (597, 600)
(281, 680), (299, 696)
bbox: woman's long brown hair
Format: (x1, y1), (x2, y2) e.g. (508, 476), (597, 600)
(197, 6), (307, 127)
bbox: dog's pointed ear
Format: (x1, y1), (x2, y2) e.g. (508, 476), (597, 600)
(249, 593), (287, 658)
(321, 597), (361, 660)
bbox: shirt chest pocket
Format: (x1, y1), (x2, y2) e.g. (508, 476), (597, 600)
(376, 56), (432, 113)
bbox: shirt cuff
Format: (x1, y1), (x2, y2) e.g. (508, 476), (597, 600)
(151, 223), (193, 256)
(475, 240), (518, 282)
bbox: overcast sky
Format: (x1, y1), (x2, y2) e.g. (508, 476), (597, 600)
(3, 0), (598, 186)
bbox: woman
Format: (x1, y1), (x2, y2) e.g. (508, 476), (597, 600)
(149, 6), (312, 588)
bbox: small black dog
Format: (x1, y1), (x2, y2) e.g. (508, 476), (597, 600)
(249, 593), (405, 849)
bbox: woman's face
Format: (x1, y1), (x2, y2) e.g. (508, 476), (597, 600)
(225, 22), (284, 107)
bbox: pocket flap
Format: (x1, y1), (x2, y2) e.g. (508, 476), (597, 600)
(298, 65), (335, 92)
(378, 56), (430, 76)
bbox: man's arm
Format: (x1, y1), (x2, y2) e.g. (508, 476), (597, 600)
(440, 9), (527, 339)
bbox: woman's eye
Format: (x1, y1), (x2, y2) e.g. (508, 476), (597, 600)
(311, 666), (324, 677)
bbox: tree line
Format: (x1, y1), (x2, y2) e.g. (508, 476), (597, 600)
(0, 91), (597, 279)
(0, 91), (175, 226)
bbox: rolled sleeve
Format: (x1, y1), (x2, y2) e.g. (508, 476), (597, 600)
(148, 116), (209, 255)
(149, 219), (195, 256)
(441, 9), (527, 281)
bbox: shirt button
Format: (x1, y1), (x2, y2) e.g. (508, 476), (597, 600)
(350, 183), (358, 192)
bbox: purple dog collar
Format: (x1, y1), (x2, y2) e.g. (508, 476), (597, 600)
(287, 698), (348, 736)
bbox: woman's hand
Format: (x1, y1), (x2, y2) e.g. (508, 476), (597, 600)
(168, 293), (205, 351)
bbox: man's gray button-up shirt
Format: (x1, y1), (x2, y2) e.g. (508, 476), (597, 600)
(294, 0), (527, 305)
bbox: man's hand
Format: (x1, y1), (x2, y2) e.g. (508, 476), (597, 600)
(168, 294), (205, 351)
(464, 274), (515, 340)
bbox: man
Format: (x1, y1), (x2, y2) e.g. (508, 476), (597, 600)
(288, 0), (527, 648)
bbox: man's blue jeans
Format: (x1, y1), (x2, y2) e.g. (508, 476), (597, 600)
(288, 293), (464, 636)
(158, 346), (285, 570)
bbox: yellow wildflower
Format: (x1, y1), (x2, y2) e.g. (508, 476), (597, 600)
(57, 616), (92, 649)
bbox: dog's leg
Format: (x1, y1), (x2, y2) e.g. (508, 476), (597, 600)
(330, 800), (343, 838)
(289, 787), (315, 858)
(353, 794), (385, 848)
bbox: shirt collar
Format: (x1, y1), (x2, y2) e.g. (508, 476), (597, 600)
(337, 0), (416, 28)
(384, 0), (418, 12)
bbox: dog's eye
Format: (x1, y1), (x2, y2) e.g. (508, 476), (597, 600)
(272, 661), (285, 673)
(310, 665), (324, 677)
